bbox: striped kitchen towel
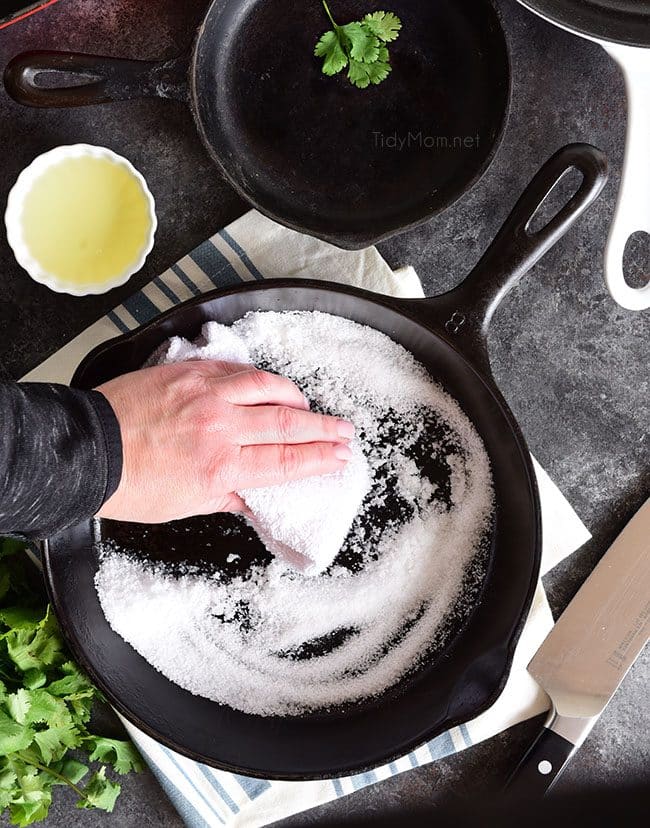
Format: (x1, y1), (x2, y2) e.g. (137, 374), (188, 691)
(23, 210), (591, 828)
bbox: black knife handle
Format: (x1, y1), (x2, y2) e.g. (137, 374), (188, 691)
(506, 725), (575, 797)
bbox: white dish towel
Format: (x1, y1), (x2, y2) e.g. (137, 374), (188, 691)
(23, 210), (591, 828)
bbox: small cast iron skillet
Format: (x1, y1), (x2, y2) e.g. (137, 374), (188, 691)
(4, 0), (510, 249)
(44, 144), (607, 779)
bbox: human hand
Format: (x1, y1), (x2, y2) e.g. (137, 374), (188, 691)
(96, 360), (354, 523)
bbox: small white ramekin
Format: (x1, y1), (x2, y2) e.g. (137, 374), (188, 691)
(4, 143), (157, 297)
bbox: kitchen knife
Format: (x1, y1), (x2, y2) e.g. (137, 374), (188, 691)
(506, 497), (650, 796)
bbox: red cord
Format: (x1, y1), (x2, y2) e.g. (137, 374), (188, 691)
(0, 0), (61, 31)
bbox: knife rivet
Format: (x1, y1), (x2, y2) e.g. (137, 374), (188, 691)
(538, 760), (553, 775)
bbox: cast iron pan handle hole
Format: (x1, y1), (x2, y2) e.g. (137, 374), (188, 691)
(622, 231), (650, 289)
(526, 166), (584, 235)
(34, 69), (103, 89)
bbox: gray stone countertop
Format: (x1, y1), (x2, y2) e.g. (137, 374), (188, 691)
(0, 0), (647, 826)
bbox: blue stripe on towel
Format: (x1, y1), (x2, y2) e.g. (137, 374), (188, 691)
(106, 310), (130, 334)
(150, 766), (214, 828)
(231, 774), (271, 800)
(351, 770), (378, 791)
(160, 746), (225, 824)
(460, 723), (472, 746)
(121, 291), (162, 324)
(154, 275), (181, 304)
(197, 766), (239, 814)
(427, 730), (455, 761)
(171, 263), (201, 296)
(218, 228), (265, 281)
(188, 240), (242, 290)
(332, 778), (344, 796)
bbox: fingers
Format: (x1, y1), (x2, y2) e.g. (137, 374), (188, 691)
(222, 492), (253, 517)
(235, 441), (352, 489)
(236, 405), (355, 446)
(185, 360), (256, 379)
(217, 369), (310, 410)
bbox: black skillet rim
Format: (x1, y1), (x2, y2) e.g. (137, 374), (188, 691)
(516, 0), (650, 48)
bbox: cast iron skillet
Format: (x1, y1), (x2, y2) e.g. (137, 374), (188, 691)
(44, 144), (607, 779)
(517, 0), (650, 47)
(3, 0), (510, 249)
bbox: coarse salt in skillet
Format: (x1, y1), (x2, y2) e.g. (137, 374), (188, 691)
(95, 310), (494, 716)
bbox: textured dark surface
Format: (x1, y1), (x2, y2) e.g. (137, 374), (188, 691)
(0, 0), (648, 826)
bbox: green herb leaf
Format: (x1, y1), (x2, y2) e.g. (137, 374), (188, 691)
(51, 758), (88, 786)
(86, 736), (144, 775)
(0, 608), (41, 631)
(347, 58), (372, 89)
(314, 30), (348, 75)
(363, 10), (402, 42)
(21, 671), (46, 692)
(0, 712), (34, 756)
(24, 690), (71, 729)
(33, 724), (80, 765)
(366, 58), (392, 85)
(314, 3), (401, 89)
(347, 57), (391, 89)
(6, 690), (31, 725)
(0, 539), (142, 825)
(77, 768), (120, 812)
(341, 22), (379, 63)
(9, 791), (52, 828)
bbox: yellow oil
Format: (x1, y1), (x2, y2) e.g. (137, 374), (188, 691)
(20, 156), (151, 287)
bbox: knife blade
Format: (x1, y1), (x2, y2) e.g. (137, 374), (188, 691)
(506, 497), (650, 796)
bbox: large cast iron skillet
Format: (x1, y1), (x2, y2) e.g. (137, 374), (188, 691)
(4, 0), (510, 249)
(44, 144), (607, 779)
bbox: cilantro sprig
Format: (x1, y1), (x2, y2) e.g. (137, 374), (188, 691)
(0, 539), (143, 826)
(314, 2), (402, 89)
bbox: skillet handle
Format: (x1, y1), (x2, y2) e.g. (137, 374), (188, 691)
(405, 143), (608, 374)
(3, 50), (189, 107)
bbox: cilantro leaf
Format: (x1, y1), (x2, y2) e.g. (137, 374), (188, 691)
(341, 22), (379, 63)
(86, 736), (144, 775)
(314, 3), (401, 89)
(77, 768), (120, 812)
(366, 59), (392, 85)
(314, 30), (348, 75)
(51, 758), (88, 786)
(0, 608), (41, 631)
(47, 669), (93, 698)
(33, 724), (80, 765)
(347, 58), (372, 89)
(9, 791), (52, 828)
(23, 690), (71, 729)
(5, 610), (64, 672)
(21, 671), (46, 692)
(347, 57), (391, 89)
(0, 539), (142, 825)
(6, 690), (31, 725)
(0, 712), (34, 756)
(363, 10), (402, 42)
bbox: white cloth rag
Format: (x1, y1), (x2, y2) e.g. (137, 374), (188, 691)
(160, 320), (372, 574)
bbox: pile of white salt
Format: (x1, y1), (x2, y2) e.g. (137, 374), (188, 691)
(95, 310), (494, 716)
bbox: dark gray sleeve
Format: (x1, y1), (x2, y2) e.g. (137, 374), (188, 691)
(0, 383), (123, 539)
